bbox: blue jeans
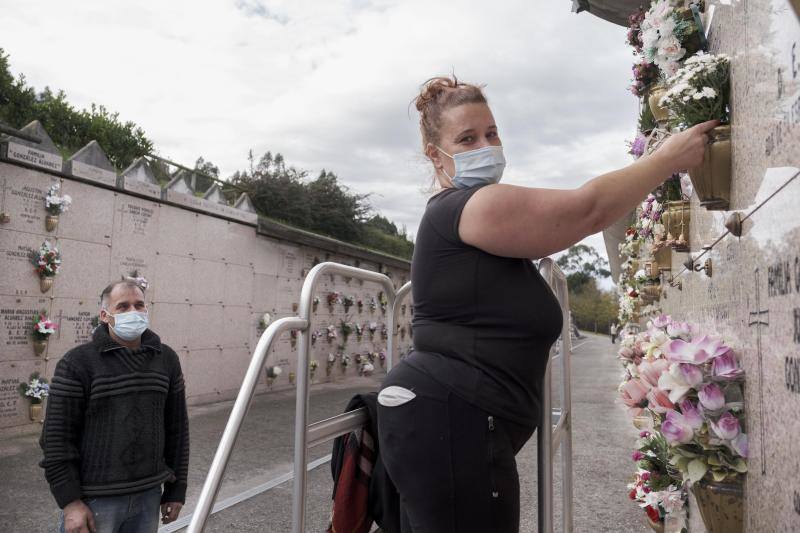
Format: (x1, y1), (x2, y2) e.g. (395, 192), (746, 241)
(60, 486), (162, 533)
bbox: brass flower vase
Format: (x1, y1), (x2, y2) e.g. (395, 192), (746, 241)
(45, 215), (59, 232)
(642, 284), (662, 299)
(662, 201), (690, 251)
(40, 277), (54, 293)
(688, 125), (731, 210)
(29, 403), (43, 421)
(647, 84), (670, 124)
(645, 517), (664, 533)
(691, 477), (744, 533)
(33, 339), (48, 356)
(654, 246), (671, 271)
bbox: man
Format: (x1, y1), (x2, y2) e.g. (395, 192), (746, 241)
(40, 279), (189, 533)
(610, 322), (618, 344)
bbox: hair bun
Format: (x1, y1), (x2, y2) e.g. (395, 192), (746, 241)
(414, 76), (460, 113)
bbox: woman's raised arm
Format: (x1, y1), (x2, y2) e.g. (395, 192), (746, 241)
(458, 120), (719, 259)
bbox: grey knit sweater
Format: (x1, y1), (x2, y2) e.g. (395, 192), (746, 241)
(39, 324), (189, 508)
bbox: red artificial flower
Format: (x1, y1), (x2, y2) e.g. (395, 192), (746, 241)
(628, 489), (637, 500)
(644, 505), (661, 523)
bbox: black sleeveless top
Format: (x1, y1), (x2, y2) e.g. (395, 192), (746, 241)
(406, 186), (563, 427)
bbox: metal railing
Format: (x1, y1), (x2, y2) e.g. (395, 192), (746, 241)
(187, 259), (572, 532)
(187, 262), (411, 533)
(537, 258), (574, 533)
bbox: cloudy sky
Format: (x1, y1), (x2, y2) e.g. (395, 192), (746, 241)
(0, 0), (638, 277)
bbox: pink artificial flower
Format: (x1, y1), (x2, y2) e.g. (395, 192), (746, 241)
(641, 471), (651, 481)
(731, 433), (748, 458)
(632, 450), (645, 461)
(678, 399), (704, 430)
(661, 410), (694, 444)
(664, 335), (729, 365)
(666, 321), (694, 339)
(638, 358), (670, 388)
(651, 314), (671, 329)
(710, 411), (741, 440)
(646, 387), (675, 414)
(658, 363), (702, 403)
(698, 383), (726, 411)
(639, 430), (650, 438)
(621, 378), (651, 415)
(712, 351), (744, 381)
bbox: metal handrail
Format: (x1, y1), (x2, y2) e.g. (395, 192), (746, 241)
(188, 260), (574, 532)
(537, 258), (574, 533)
(186, 262), (412, 533)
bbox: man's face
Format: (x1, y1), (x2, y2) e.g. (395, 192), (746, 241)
(101, 285), (146, 327)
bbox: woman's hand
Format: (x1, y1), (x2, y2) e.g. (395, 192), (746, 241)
(651, 120), (720, 174)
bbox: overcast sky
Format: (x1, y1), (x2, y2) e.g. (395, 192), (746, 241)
(0, 0), (638, 281)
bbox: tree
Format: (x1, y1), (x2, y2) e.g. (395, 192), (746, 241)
(556, 244), (616, 333)
(0, 48), (153, 169)
(556, 244), (611, 293)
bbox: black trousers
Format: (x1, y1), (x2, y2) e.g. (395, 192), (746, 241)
(377, 362), (533, 533)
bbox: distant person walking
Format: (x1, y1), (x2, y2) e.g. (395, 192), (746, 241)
(40, 279), (189, 533)
(610, 322), (618, 344)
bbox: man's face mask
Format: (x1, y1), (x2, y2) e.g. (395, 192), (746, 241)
(436, 145), (506, 189)
(106, 310), (149, 341)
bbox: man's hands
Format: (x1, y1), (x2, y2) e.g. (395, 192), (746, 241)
(161, 502), (183, 524)
(651, 119), (721, 174)
(63, 500), (96, 533)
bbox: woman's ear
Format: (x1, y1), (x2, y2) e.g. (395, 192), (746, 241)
(425, 143), (443, 171)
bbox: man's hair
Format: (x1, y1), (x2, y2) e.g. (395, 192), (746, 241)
(100, 280), (145, 309)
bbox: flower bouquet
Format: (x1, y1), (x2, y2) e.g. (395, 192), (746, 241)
(340, 353), (350, 372)
(312, 297), (320, 313)
(19, 372), (49, 421)
(629, 431), (686, 531)
(30, 240), (61, 293)
(368, 321), (378, 340)
(266, 365), (282, 386)
(359, 361), (375, 377)
(355, 322), (363, 341)
(326, 324), (338, 343)
(661, 53), (732, 210)
(343, 295), (355, 313)
(32, 311), (57, 356)
(357, 298), (364, 313)
(381, 323), (388, 340)
(377, 292), (388, 314)
(618, 314), (747, 533)
(327, 291), (341, 310)
(290, 329), (298, 348)
(640, 0), (705, 79)
(309, 359), (318, 380)
(326, 353), (336, 376)
(44, 182), (72, 232)
(340, 320), (353, 343)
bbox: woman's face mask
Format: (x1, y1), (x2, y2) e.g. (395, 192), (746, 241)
(436, 145), (506, 189)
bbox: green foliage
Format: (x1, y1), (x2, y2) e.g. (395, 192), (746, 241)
(231, 151), (414, 259)
(0, 48), (153, 169)
(638, 102), (657, 133)
(556, 244), (611, 293)
(557, 244), (616, 332)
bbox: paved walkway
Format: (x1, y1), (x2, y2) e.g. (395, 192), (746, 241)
(0, 332), (646, 532)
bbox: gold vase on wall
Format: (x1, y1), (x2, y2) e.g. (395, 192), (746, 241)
(40, 277), (54, 293)
(29, 403), (43, 421)
(45, 215), (59, 232)
(692, 478), (744, 533)
(654, 246), (671, 270)
(647, 84), (670, 123)
(662, 201), (690, 251)
(688, 125), (731, 210)
(33, 339), (48, 356)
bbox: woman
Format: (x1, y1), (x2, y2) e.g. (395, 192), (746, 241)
(376, 75), (715, 533)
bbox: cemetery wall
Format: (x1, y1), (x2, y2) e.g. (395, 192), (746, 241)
(634, 3), (799, 530)
(0, 130), (412, 433)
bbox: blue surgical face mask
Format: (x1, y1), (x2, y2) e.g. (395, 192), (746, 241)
(107, 310), (149, 341)
(436, 145), (506, 188)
